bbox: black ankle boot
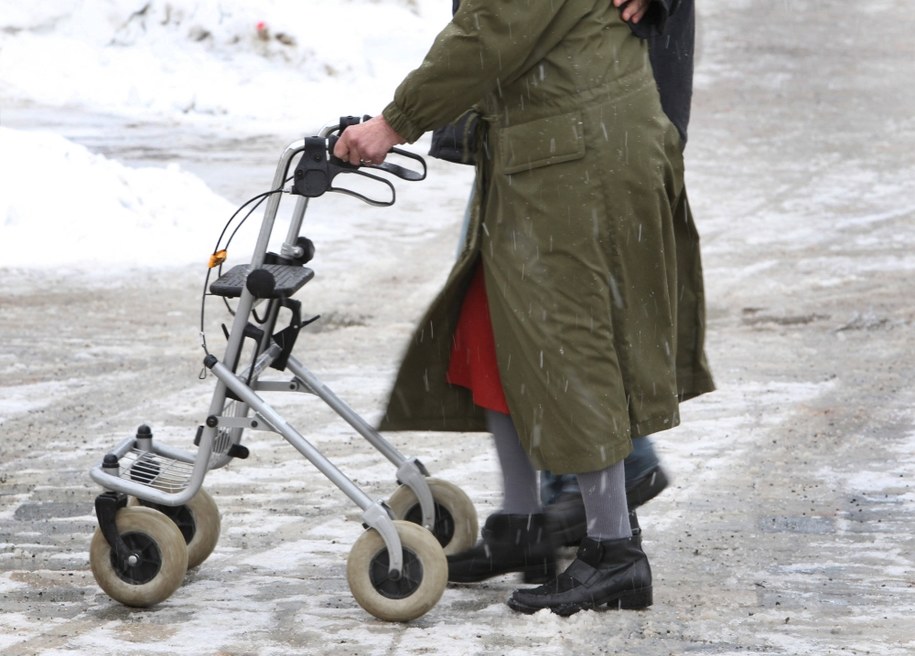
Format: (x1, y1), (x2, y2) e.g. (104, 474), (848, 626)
(447, 513), (556, 584)
(544, 492), (587, 547)
(506, 534), (652, 615)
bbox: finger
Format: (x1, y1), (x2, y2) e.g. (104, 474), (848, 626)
(363, 149), (386, 165)
(332, 135), (350, 161)
(619, 0), (648, 22)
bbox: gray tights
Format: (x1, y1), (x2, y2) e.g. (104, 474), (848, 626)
(487, 410), (631, 540)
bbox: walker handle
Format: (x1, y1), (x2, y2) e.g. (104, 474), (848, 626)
(291, 133), (425, 206)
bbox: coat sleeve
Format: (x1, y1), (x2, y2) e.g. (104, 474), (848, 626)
(382, 0), (584, 143)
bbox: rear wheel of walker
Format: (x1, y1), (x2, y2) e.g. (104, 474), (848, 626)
(347, 520), (447, 622)
(129, 488), (221, 569)
(387, 478), (478, 555)
(90, 506), (188, 607)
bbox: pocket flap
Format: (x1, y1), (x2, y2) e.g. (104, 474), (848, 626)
(499, 111), (585, 175)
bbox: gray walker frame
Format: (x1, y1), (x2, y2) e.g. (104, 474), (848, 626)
(90, 122), (444, 581)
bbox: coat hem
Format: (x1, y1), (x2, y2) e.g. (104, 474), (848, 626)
(632, 410), (681, 440)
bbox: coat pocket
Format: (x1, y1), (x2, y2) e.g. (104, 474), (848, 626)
(498, 111), (586, 175)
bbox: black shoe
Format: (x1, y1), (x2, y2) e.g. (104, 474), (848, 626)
(626, 465), (669, 509)
(543, 492), (587, 547)
(506, 535), (652, 616)
(447, 513), (556, 584)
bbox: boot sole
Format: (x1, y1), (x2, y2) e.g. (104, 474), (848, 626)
(507, 585), (653, 616)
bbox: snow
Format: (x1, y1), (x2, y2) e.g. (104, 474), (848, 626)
(0, 0), (447, 270)
(0, 0), (443, 127)
(0, 126), (238, 267)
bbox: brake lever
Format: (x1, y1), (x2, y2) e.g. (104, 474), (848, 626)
(362, 147), (427, 182)
(292, 135), (425, 206)
(329, 169), (396, 207)
(324, 115), (427, 182)
(325, 137), (426, 182)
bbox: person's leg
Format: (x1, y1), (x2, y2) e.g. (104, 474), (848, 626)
(489, 410), (541, 515)
(624, 436), (670, 508)
(508, 459), (652, 615)
(541, 470), (586, 546)
(543, 435), (668, 546)
(447, 411), (556, 583)
(539, 470), (565, 506)
(539, 469), (582, 504)
(576, 461), (630, 541)
(544, 435), (667, 502)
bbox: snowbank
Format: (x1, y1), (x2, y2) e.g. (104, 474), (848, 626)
(0, 0), (446, 128)
(0, 0), (451, 270)
(0, 126), (237, 268)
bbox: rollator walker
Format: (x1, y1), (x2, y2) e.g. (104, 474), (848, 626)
(88, 118), (479, 622)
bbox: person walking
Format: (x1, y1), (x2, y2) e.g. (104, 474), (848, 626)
(334, 0), (708, 615)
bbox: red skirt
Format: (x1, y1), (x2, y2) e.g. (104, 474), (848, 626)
(446, 264), (509, 413)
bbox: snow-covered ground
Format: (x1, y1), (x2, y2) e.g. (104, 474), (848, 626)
(0, 0), (443, 128)
(1, 0), (446, 269)
(2, 1), (915, 655)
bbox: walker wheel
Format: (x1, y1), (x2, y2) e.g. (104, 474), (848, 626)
(346, 520), (447, 622)
(387, 478), (479, 555)
(90, 506), (188, 607)
(129, 489), (221, 569)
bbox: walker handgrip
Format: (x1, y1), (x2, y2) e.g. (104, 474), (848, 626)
(330, 115), (426, 181)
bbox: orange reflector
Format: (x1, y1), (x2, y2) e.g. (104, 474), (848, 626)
(208, 250), (228, 268)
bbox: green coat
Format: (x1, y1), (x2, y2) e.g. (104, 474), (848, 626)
(379, 0), (698, 474)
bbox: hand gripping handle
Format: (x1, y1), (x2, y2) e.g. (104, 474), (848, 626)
(292, 133), (426, 206)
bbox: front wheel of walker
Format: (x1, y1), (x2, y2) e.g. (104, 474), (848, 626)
(90, 506), (188, 607)
(346, 520), (447, 622)
(387, 478), (478, 555)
